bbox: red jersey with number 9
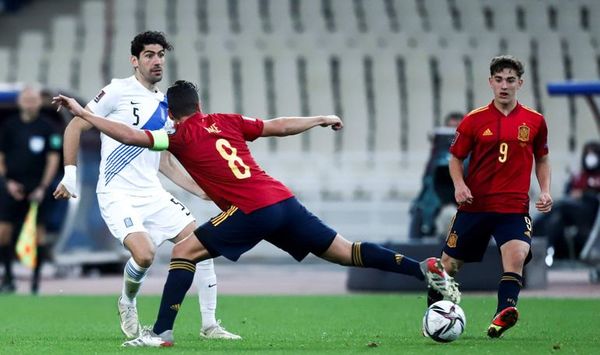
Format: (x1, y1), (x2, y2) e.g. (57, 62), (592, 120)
(449, 101), (549, 213)
(166, 112), (293, 213)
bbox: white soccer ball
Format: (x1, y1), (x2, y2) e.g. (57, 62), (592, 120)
(422, 300), (466, 343)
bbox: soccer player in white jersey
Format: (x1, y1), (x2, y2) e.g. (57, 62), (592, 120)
(53, 31), (240, 340)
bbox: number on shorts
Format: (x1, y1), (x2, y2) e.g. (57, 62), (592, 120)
(498, 142), (508, 163)
(524, 216), (532, 232)
(170, 198), (191, 216)
(216, 138), (251, 179)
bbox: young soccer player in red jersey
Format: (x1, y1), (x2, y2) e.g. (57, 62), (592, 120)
(54, 81), (461, 347)
(429, 55), (553, 338)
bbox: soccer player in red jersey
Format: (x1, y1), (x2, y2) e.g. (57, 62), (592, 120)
(53, 80), (460, 347)
(428, 55), (553, 338)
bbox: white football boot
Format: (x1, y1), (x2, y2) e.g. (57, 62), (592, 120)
(200, 320), (242, 340)
(122, 327), (173, 347)
(117, 297), (141, 339)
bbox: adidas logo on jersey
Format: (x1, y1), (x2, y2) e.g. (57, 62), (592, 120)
(482, 128), (493, 136)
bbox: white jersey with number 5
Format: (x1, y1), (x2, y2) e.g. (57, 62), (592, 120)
(87, 75), (168, 195)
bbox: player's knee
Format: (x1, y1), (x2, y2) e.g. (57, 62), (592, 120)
(133, 249), (155, 268)
(172, 240), (196, 260)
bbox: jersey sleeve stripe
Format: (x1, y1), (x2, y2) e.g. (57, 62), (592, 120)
(466, 105), (489, 117)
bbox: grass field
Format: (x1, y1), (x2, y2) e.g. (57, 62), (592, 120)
(0, 294), (598, 354)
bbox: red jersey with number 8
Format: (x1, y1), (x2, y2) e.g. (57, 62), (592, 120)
(450, 102), (549, 213)
(166, 112), (293, 213)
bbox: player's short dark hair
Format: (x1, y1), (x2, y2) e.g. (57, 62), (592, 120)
(490, 55), (524, 78)
(130, 31), (173, 57)
(167, 80), (200, 118)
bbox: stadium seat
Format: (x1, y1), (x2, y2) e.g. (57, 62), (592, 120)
(536, 33), (570, 155)
(300, 0), (328, 34)
(371, 49), (402, 154)
(144, 0), (169, 35)
(395, 0), (423, 32)
(403, 48), (434, 156)
(520, 0), (552, 33)
(262, 43), (304, 153)
(329, 0), (359, 34)
(454, 0), (487, 33)
(16, 31), (44, 84)
(174, 0), (199, 35)
(422, 0), (454, 33)
(270, 0), (296, 34)
(0, 47), (11, 82)
(565, 33), (599, 149)
(206, 0), (231, 35)
(363, 0), (392, 33)
(434, 48), (469, 117)
(302, 48), (337, 155)
(238, 0), (264, 35)
(47, 16), (77, 89)
(172, 34), (201, 85)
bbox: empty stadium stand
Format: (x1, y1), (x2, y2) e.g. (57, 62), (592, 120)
(0, 0), (598, 250)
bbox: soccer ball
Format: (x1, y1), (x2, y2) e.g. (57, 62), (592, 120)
(422, 300), (466, 343)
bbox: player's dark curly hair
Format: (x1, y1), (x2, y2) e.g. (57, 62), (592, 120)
(167, 80), (200, 118)
(130, 31), (173, 57)
(490, 55), (524, 78)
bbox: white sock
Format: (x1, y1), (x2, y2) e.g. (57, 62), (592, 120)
(121, 257), (149, 305)
(195, 259), (217, 329)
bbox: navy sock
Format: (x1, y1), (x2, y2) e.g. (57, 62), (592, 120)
(496, 272), (522, 314)
(351, 242), (424, 280)
(153, 259), (196, 335)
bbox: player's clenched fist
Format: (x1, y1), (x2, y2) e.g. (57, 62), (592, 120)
(320, 115), (343, 130)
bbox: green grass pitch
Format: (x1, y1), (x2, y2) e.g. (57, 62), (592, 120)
(0, 294), (598, 354)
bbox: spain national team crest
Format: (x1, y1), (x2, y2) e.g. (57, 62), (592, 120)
(518, 124), (530, 142)
(446, 232), (458, 248)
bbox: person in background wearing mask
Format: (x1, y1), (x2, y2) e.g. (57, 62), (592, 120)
(540, 141), (600, 262)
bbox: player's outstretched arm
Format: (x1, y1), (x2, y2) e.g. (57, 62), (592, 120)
(159, 151), (210, 200)
(53, 94), (152, 149)
(261, 115), (343, 137)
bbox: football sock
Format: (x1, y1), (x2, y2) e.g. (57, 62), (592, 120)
(351, 242), (424, 280)
(427, 288), (444, 306)
(32, 244), (46, 294)
(153, 258), (196, 335)
(195, 259), (218, 329)
(121, 257), (149, 304)
(496, 272), (523, 313)
(0, 245), (14, 285)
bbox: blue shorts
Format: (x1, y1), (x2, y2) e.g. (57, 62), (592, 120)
(194, 197), (338, 262)
(442, 211), (533, 263)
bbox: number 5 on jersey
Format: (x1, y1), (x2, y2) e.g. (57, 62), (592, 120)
(216, 138), (251, 179)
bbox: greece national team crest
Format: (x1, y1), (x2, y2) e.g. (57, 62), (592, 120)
(518, 124), (530, 142)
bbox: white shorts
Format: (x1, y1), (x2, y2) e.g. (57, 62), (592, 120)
(97, 190), (196, 246)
